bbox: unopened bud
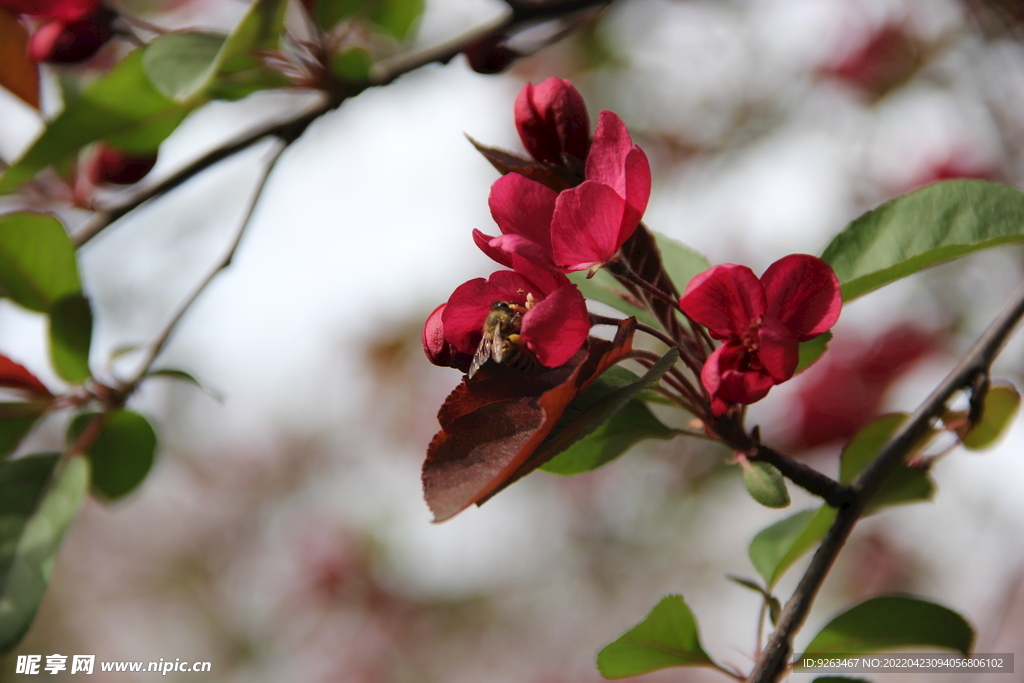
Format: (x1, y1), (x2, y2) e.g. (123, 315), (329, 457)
(86, 143), (157, 185)
(514, 78), (589, 166)
(28, 7), (114, 64)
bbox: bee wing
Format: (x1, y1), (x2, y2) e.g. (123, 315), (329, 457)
(468, 329), (497, 379)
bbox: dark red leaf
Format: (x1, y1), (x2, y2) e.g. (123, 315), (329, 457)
(0, 355), (51, 397)
(466, 136), (579, 191)
(423, 318), (636, 522)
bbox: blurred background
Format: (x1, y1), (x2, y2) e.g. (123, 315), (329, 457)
(1, 0), (1024, 680)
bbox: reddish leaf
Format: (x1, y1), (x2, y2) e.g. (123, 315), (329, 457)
(466, 135), (579, 191)
(0, 9), (39, 108)
(423, 319), (636, 522)
(0, 355), (51, 397)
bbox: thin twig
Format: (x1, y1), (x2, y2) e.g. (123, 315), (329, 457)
(72, 0), (617, 248)
(748, 281), (1024, 683)
(119, 141), (288, 395)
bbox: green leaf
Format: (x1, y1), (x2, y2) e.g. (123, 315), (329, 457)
(725, 575), (781, 625)
(316, 0), (365, 29)
(534, 351), (679, 472)
(796, 331), (832, 375)
(821, 180), (1024, 302)
(0, 51), (186, 193)
(48, 294), (92, 384)
(652, 231), (712, 294)
(145, 368), (223, 402)
(68, 411), (156, 501)
(143, 32), (226, 102)
(596, 595), (713, 679)
(542, 399), (674, 475)
(0, 402), (47, 459)
(963, 384), (1020, 450)
(804, 595), (974, 655)
(331, 47), (372, 82)
(743, 461), (790, 508)
(218, 0), (288, 74)
(366, 0), (424, 41)
(0, 454), (89, 654)
(568, 269), (658, 328)
(0, 212), (80, 312)
(749, 506), (837, 587)
(839, 413), (934, 511)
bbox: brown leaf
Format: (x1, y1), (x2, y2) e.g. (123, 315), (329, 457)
(0, 9), (39, 109)
(423, 318), (636, 522)
(465, 135), (580, 191)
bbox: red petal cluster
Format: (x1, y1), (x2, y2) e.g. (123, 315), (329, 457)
(476, 80), (652, 275)
(426, 79), (651, 375)
(680, 254), (842, 416)
(0, 0), (112, 63)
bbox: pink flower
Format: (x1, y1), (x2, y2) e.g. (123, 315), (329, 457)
(550, 110), (651, 273)
(515, 78), (590, 166)
(680, 254), (842, 416)
(439, 269), (590, 370)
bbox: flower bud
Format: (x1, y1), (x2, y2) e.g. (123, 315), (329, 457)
(514, 78), (590, 166)
(463, 35), (517, 75)
(28, 7), (114, 64)
(86, 143), (157, 185)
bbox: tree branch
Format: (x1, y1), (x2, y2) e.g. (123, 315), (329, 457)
(116, 141), (287, 398)
(73, 0), (616, 248)
(752, 445), (854, 509)
(747, 281), (1024, 683)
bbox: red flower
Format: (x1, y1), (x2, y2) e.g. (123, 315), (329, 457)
(0, 0), (98, 22)
(550, 110), (651, 273)
(28, 7), (114, 63)
(440, 268), (590, 370)
(515, 78), (590, 166)
(86, 143), (158, 185)
(680, 254), (842, 416)
(0, 0), (113, 63)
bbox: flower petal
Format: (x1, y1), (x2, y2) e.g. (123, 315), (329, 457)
(442, 271), (532, 353)
(680, 264), (766, 340)
(757, 315), (799, 382)
(550, 180), (627, 272)
(422, 304), (472, 372)
(520, 283), (591, 367)
(620, 146), (651, 239)
(472, 229), (513, 268)
(488, 173), (558, 251)
(585, 111), (633, 194)
(761, 254), (842, 340)
(702, 343), (774, 415)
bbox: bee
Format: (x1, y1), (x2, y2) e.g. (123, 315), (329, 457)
(468, 301), (537, 378)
